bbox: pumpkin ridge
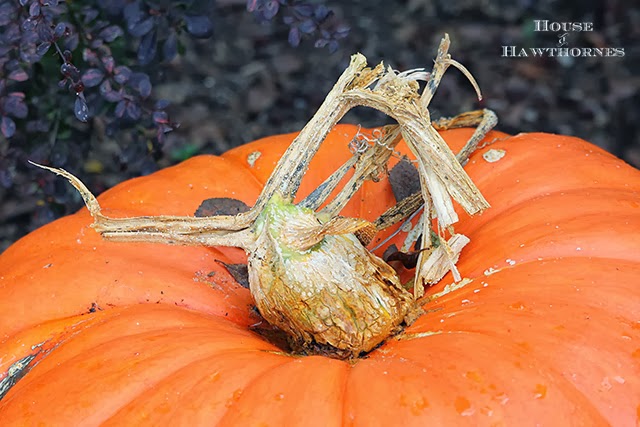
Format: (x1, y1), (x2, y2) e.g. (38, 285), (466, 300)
(454, 207), (640, 280)
(456, 185), (640, 237)
(399, 320), (636, 424)
(0, 314), (283, 422)
(101, 350), (292, 425)
(383, 333), (611, 424)
(212, 357), (303, 425)
(216, 355), (348, 426)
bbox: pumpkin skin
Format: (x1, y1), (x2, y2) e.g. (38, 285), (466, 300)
(0, 125), (639, 425)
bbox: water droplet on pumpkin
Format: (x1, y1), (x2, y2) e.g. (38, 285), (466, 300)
(411, 397), (429, 415)
(534, 384), (547, 399)
(226, 389), (243, 407)
(464, 370), (482, 383)
(455, 396), (474, 416)
(275, 393), (285, 401)
(600, 377), (612, 391)
(480, 405), (494, 416)
(509, 301), (526, 310)
(632, 348), (640, 358)
(495, 392), (509, 405)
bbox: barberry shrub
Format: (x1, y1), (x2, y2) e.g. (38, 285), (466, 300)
(0, 0), (348, 252)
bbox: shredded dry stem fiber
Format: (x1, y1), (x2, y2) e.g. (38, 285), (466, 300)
(35, 34), (494, 357)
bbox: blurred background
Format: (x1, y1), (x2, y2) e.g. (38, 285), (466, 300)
(0, 0), (638, 252)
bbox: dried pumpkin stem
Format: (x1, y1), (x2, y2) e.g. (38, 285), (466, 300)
(372, 108), (497, 232)
(255, 54), (376, 204)
(38, 35), (494, 356)
(319, 126), (402, 218)
(29, 162), (254, 248)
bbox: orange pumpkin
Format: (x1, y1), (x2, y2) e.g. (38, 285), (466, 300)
(1, 125), (639, 425)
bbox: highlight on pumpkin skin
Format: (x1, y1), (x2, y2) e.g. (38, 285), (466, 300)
(35, 34), (495, 357)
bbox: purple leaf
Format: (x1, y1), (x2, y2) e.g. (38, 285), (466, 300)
(101, 55), (115, 73)
(299, 19), (316, 34)
(8, 69), (29, 82)
(81, 68), (104, 88)
(21, 17), (37, 32)
(152, 110), (168, 124)
(74, 96), (89, 122)
(36, 42), (51, 57)
(54, 22), (67, 38)
(0, 2), (15, 26)
(1, 116), (16, 138)
(63, 33), (79, 51)
(262, 1), (280, 20)
(0, 168), (12, 188)
(82, 48), (99, 65)
(100, 80), (122, 102)
(125, 101), (141, 120)
(137, 29), (157, 65)
(123, 1), (143, 24)
(184, 15), (213, 38)
(163, 31), (178, 61)
(37, 22), (53, 42)
(28, 2), (41, 17)
(293, 4), (314, 17)
(314, 38), (328, 48)
(129, 72), (152, 98)
(128, 16), (154, 37)
(82, 7), (99, 24)
(314, 5), (330, 21)
(4, 93), (28, 118)
(288, 27), (301, 47)
(114, 100), (126, 118)
(98, 25), (123, 42)
(154, 99), (170, 109)
(113, 65), (131, 84)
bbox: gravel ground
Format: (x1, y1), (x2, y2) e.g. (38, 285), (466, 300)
(1, 0), (638, 252)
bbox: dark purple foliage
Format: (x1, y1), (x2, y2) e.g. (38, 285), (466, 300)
(184, 15), (213, 38)
(249, 0), (349, 52)
(0, 0), (349, 249)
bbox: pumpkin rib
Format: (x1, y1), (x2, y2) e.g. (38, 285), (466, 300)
(456, 135), (640, 230)
(405, 258), (640, 424)
(101, 349), (292, 425)
(421, 257), (640, 320)
(453, 209), (640, 283)
(1, 305), (263, 388)
(216, 355), (349, 427)
(0, 225), (255, 339)
(0, 308), (280, 423)
(455, 185), (640, 238)
(389, 323), (637, 425)
(96, 154), (263, 216)
(366, 333), (611, 425)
